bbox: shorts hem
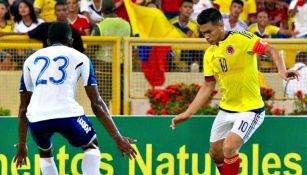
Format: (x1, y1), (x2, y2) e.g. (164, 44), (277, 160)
(38, 144), (53, 152)
(82, 134), (97, 147)
(210, 137), (226, 143)
(230, 130), (246, 143)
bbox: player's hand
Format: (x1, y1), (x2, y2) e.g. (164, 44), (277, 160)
(114, 136), (137, 159)
(13, 143), (28, 168)
(280, 70), (300, 81)
(170, 111), (192, 130)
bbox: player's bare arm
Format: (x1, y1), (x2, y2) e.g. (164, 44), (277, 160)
(14, 92), (32, 168)
(84, 85), (137, 159)
(171, 80), (216, 129)
(264, 44), (300, 80)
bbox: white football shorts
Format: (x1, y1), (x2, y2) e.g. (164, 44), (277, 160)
(210, 109), (265, 143)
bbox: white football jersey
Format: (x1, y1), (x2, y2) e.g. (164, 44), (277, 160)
(20, 44), (97, 122)
(222, 14), (247, 32)
(13, 18), (44, 33)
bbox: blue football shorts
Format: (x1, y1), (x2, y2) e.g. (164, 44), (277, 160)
(27, 115), (97, 151)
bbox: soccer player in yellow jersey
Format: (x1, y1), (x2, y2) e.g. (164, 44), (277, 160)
(170, 8), (299, 175)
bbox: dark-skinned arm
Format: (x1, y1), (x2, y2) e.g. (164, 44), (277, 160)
(84, 85), (137, 159)
(13, 91), (32, 168)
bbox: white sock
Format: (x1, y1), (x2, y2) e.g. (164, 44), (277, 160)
(40, 157), (58, 175)
(82, 148), (101, 175)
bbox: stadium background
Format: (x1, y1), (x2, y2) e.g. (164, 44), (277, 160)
(0, 36), (306, 174)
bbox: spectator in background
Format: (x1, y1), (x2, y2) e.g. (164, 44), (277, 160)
(169, 0), (198, 38)
(248, 11), (293, 38)
(91, 0), (131, 108)
(239, 0), (257, 24)
(284, 51), (307, 97)
(191, 0), (212, 21)
(28, 1), (84, 52)
(156, 0), (182, 19)
(91, 0), (131, 37)
(80, 0), (103, 24)
(265, 0), (288, 28)
(222, 0), (247, 31)
(289, 0), (307, 38)
(0, 1), (13, 33)
(67, 0), (90, 36)
(249, 11), (293, 72)
(34, 0), (57, 22)
(0, 1), (84, 53)
(11, 0), (43, 68)
(14, 0), (44, 33)
(214, 0), (257, 24)
(170, 0), (202, 71)
(0, 52), (14, 70)
(114, 0), (145, 22)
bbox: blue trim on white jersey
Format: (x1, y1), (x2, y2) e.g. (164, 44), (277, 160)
(19, 74), (27, 92)
(87, 61), (97, 86)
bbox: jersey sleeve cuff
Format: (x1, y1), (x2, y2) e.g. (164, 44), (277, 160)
(204, 76), (216, 82)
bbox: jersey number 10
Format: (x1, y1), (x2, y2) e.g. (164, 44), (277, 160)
(34, 56), (69, 86)
(219, 58), (228, 72)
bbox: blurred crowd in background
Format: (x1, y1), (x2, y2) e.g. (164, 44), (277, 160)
(0, 0), (306, 77)
(0, 0), (305, 38)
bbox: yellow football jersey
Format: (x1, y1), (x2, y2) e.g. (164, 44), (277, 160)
(34, 0), (56, 22)
(203, 31), (265, 111)
(0, 21), (14, 33)
(248, 23), (280, 38)
(169, 17), (200, 70)
(214, 0), (256, 22)
(169, 17), (199, 38)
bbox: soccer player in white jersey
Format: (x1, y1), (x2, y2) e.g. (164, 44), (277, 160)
(13, 22), (137, 175)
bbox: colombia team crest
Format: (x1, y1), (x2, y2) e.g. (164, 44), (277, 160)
(226, 45), (234, 55)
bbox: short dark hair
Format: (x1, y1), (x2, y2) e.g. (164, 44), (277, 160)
(55, 0), (67, 8)
(231, 0), (244, 7)
(197, 8), (222, 25)
(48, 22), (73, 45)
(181, 0), (193, 6)
(102, 0), (115, 14)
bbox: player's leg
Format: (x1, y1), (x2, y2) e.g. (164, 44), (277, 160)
(60, 115), (100, 175)
(81, 139), (101, 175)
(210, 140), (224, 173)
(221, 132), (242, 175)
(209, 110), (234, 174)
(27, 120), (58, 175)
(222, 110), (265, 175)
(39, 148), (58, 175)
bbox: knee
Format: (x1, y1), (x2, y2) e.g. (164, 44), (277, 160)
(209, 148), (223, 161)
(39, 149), (53, 158)
(223, 143), (238, 158)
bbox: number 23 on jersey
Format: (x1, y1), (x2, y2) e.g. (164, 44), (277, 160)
(34, 56), (69, 86)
